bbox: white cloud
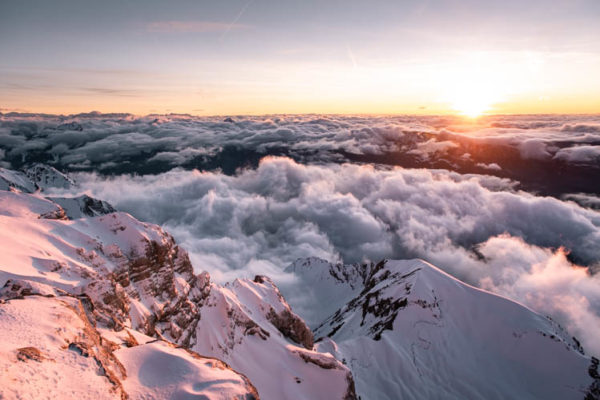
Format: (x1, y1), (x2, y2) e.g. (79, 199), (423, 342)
(50, 156), (600, 354)
(2, 112), (600, 354)
(554, 145), (600, 165)
(407, 139), (458, 159)
(518, 139), (553, 160)
(476, 162), (501, 170)
(1, 113), (600, 173)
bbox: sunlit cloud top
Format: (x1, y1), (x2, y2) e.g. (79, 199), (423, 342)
(1, 0), (599, 115)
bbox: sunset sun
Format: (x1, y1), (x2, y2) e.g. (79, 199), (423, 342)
(451, 92), (493, 118)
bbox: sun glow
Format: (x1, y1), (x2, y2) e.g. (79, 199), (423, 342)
(445, 74), (506, 118)
(449, 81), (502, 118)
(434, 53), (528, 118)
(451, 92), (494, 118)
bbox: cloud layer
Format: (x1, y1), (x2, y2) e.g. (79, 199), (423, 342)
(51, 156), (600, 354)
(2, 112), (600, 353)
(0, 113), (598, 163)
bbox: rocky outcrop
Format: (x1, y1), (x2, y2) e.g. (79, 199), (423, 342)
(24, 163), (74, 189)
(47, 194), (116, 219)
(0, 279), (68, 299)
(0, 180), (357, 400)
(587, 357), (600, 400)
(267, 307), (314, 349)
(0, 292), (260, 400)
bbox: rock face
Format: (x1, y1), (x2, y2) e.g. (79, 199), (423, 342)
(0, 169), (356, 400)
(24, 163), (75, 189)
(286, 257), (600, 400)
(47, 195), (116, 218)
(0, 167), (37, 192)
(266, 307), (314, 349)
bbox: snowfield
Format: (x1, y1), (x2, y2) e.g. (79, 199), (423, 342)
(289, 258), (597, 399)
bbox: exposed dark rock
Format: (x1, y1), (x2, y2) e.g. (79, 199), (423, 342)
(267, 308), (314, 349)
(38, 207), (67, 220)
(47, 195), (116, 219)
(24, 163), (74, 190)
(315, 260), (425, 341)
(586, 357), (600, 400)
(0, 279), (67, 299)
(16, 347), (46, 362)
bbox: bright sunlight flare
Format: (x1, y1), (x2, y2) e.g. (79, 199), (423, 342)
(435, 53), (530, 117)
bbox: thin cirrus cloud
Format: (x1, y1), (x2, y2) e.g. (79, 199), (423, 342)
(80, 87), (143, 97)
(145, 20), (251, 33)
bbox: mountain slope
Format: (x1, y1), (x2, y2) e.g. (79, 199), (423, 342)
(0, 293), (259, 400)
(0, 167), (356, 400)
(286, 258), (600, 400)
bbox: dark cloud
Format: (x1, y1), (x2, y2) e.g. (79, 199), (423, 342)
(554, 145), (600, 165)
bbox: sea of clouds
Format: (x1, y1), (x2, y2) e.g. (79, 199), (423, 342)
(2, 112), (600, 354)
(48, 156), (600, 354)
(1, 113), (600, 172)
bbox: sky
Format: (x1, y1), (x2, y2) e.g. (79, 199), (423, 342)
(1, 0), (599, 116)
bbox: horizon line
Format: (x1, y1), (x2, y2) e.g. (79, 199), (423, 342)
(2, 110), (599, 119)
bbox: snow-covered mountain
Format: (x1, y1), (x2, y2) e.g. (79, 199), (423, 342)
(0, 167), (355, 400)
(0, 165), (598, 400)
(0, 163), (74, 192)
(286, 257), (600, 400)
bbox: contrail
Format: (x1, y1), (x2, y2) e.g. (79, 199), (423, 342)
(346, 44), (358, 70)
(221, 0), (253, 40)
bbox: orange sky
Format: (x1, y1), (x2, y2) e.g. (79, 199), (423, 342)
(1, 1), (599, 116)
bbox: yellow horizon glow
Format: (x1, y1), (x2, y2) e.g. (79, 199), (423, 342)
(1, 51), (599, 116)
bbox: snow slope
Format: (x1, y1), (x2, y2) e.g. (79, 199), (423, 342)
(0, 295), (125, 400)
(0, 163), (74, 193)
(187, 276), (355, 400)
(115, 338), (258, 400)
(286, 258), (600, 400)
(0, 293), (259, 400)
